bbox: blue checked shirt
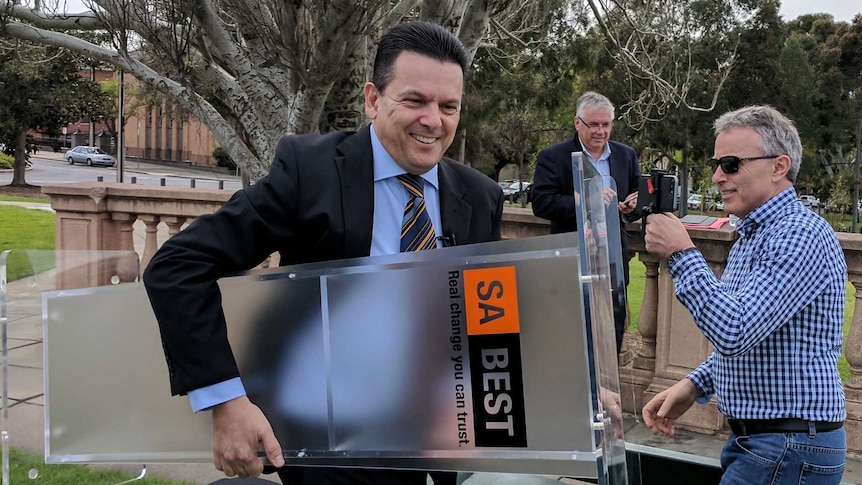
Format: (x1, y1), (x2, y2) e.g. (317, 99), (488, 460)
(669, 187), (846, 422)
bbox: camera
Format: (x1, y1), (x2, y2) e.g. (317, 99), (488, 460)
(637, 169), (679, 215)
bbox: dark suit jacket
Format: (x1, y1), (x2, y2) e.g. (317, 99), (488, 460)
(531, 137), (640, 234)
(143, 126), (503, 396)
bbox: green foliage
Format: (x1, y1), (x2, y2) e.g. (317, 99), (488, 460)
(8, 446), (193, 484)
(0, 44), (111, 183)
(213, 146), (236, 169)
(828, 173), (853, 213)
(0, 152), (13, 169)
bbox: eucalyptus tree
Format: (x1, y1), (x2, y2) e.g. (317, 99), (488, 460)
(582, 0), (757, 130)
(1, 0), (758, 184)
(785, 14), (862, 227)
(2, 0), (562, 181)
(575, 0), (758, 206)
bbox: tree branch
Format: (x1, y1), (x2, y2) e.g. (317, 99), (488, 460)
(8, 3), (103, 29)
(2, 21), (267, 179)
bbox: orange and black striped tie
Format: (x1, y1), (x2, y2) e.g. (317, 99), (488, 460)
(397, 174), (437, 251)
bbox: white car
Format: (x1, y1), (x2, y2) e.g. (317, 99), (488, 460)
(798, 195), (820, 208)
(687, 194), (703, 210)
(66, 146), (116, 167)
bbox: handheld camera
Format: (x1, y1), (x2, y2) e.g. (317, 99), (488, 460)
(637, 169), (679, 216)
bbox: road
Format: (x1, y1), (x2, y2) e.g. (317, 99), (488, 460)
(1, 152), (243, 192)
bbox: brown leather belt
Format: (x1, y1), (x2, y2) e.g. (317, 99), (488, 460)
(728, 418), (843, 436)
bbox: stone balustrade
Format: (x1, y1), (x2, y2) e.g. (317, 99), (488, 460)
(42, 183), (862, 452)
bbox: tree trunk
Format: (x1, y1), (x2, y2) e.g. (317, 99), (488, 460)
(10, 129), (30, 186)
(458, 128), (468, 166)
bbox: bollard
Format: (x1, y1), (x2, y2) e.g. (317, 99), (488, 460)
(219, 180), (224, 190)
(160, 178), (166, 186)
(97, 176), (103, 182)
(131, 176), (137, 184)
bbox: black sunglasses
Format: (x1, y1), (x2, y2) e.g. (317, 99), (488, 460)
(708, 155), (781, 174)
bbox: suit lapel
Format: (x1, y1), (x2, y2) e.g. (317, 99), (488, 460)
(437, 159), (472, 245)
(607, 143), (627, 196)
(334, 127), (374, 257)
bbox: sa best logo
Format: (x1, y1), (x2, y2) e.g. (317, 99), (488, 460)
(463, 267), (527, 448)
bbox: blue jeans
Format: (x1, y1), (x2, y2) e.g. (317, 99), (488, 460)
(719, 428), (846, 484)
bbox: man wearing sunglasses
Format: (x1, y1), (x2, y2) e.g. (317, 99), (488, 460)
(531, 91), (641, 355)
(642, 105), (846, 484)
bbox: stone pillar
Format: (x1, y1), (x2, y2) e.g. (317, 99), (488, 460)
(43, 185), (121, 290)
(634, 252), (660, 368)
(138, 214), (161, 271)
(838, 233), (862, 454)
(162, 216), (187, 238)
(619, 224), (661, 414)
(43, 183), (231, 288)
(111, 212), (139, 283)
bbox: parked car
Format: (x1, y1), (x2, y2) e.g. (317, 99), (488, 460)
(66, 146), (116, 167)
(798, 195), (820, 208)
(503, 181), (532, 203)
(687, 193), (703, 210)
(510, 184), (533, 204)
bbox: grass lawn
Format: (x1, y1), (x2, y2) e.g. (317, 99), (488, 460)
(0, 195), (50, 203)
(2, 204), (191, 483)
(0, 205), (56, 281)
(9, 447), (193, 485)
(626, 257), (853, 382)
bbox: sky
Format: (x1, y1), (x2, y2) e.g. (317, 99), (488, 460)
(778, 0), (860, 22)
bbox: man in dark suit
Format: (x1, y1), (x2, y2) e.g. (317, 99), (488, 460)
(143, 21), (503, 485)
(531, 91), (640, 354)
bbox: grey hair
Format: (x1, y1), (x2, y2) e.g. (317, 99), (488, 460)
(713, 105), (802, 183)
(576, 91), (615, 120)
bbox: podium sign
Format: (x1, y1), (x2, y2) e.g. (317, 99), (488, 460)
(43, 233), (608, 477)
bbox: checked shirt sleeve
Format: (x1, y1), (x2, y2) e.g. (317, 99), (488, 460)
(667, 219), (840, 358)
(686, 354), (715, 403)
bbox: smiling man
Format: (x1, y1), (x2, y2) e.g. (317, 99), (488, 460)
(144, 21), (503, 485)
(531, 91), (641, 355)
(643, 105), (846, 484)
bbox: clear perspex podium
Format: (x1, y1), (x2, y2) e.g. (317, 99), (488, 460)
(0, 159), (633, 484)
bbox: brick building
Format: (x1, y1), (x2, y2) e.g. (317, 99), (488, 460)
(32, 68), (220, 168)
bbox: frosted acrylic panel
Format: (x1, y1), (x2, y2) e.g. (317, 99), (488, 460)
(573, 153), (630, 485)
(44, 234), (600, 476)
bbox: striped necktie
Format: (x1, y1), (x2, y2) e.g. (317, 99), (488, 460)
(397, 174), (437, 251)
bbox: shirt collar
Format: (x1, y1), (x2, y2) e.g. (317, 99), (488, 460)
(576, 136), (612, 162)
(370, 124), (439, 189)
(735, 186), (799, 237)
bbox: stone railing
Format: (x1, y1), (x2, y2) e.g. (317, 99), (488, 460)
(42, 183), (862, 452)
(42, 183), (232, 289)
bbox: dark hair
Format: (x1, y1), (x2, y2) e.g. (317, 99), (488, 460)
(372, 21), (468, 93)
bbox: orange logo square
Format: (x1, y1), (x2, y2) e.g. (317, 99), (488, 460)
(464, 267), (520, 336)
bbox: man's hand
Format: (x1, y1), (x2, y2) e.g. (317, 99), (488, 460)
(618, 192), (638, 215)
(642, 379), (700, 438)
(602, 187), (617, 207)
(644, 212), (695, 259)
(599, 387), (624, 440)
(211, 396), (285, 478)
